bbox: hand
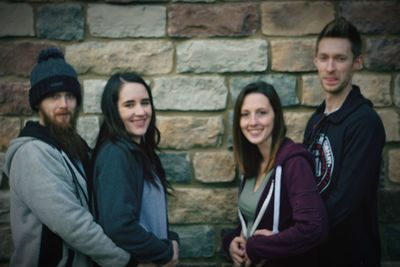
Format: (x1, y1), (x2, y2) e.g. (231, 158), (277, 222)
(229, 234), (247, 267)
(253, 229), (274, 237)
(162, 240), (179, 267)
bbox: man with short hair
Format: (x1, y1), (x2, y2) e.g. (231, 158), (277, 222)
(4, 47), (131, 267)
(303, 17), (385, 266)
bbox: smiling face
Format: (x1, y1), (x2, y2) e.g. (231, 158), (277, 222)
(117, 82), (152, 143)
(240, 93), (275, 150)
(39, 91), (77, 128)
(314, 37), (362, 96)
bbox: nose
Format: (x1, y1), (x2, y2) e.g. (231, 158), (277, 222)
(59, 95), (68, 108)
(326, 59), (336, 72)
(249, 114), (258, 126)
(134, 104), (146, 115)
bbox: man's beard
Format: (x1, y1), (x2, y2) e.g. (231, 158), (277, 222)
(41, 108), (86, 161)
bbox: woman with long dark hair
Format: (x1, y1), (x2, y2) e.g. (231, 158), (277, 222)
(92, 72), (179, 266)
(222, 81), (328, 267)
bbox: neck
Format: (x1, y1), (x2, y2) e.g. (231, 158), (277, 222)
(258, 139), (271, 160)
(325, 85), (352, 114)
(257, 141), (271, 173)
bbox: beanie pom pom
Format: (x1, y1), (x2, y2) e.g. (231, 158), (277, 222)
(37, 47), (65, 63)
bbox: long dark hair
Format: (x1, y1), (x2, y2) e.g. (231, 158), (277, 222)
(94, 72), (170, 190)
(232, 81), (286, 178)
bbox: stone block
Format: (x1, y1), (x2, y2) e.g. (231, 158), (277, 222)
(193, 151), (235, 183)
(171, 225), (215, 258)
(88, 4), (165, 38)
(76, 116), (100, 148)
(301, 74), (324, 107)
(0, 190), (11, 261)
(229, 74), (298, 107)
(0, 153), (5, 187)
(377, 109), (400, 142)
(168, 187), (238, 224)
(0, 3), (34, 37)
(270, 38), (316, 72)
(105, 0), (168, 2)
(66, 41), (173, 75)
(168, 3), (259, 37)
(0, 225), (12, 261)
(152, 76), (227, 111)
(177, 40), (267, 73)
(284, 111), (313, 143)
(83, 79), (106, 114)
(394, 74), (400, 108)
(382, 225), (400, 260)
(157, 116), (224, 149)
(353, 73), (392, 107)
(388, 149), (400, 184)
(365, 38), (400, 71)
(261, 2), (334, 36)
(0, 42), (53, 77)
(0, 117), (20, 152)
(37, 4), (84, 40)
(0, 191), (9, 224)
(172, 0), (214, 2)
(159, 152), (192, 183)
(0, 81), (31, 115)
(340, 1), (400, 34)
(226, 110), (233, 151)
(379, 187), (400, 223)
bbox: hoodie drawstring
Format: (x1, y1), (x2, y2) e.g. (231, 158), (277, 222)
(239, 165), (282, 239)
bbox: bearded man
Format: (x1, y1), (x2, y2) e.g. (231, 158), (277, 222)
(4, 47), (132, 267)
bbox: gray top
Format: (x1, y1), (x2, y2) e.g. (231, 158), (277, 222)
(139, 177), (168, 239)
(239, 170), (273, 238)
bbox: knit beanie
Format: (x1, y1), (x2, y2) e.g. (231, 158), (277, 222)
(29, 47), (81, 111)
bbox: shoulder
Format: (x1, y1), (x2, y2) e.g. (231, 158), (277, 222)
(95, 140), (143, 166)
(277, 138), (312, 163)
(16, 138), (62, 161)
(347, 104), (384, 135)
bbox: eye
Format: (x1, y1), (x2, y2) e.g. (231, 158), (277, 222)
(318, 55), (328, 61)
(50, 93), (60, 99)
(336, 56), (347, 62)
(66, 92), (75, 100)
(240, 111), (249, 117)
(141, 99), (151, 106)
(124, 101), (135, 108)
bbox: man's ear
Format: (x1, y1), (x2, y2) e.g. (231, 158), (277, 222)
(352, 55), (363, 71)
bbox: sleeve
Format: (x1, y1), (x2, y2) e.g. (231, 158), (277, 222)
(324, 114), (385, 228)
(221, 225), (242, 254)
(168, 230), (179, 243)
(10, 141), (130, 267)
(246, 156), (329, 263)
(94, 143), (173, 264)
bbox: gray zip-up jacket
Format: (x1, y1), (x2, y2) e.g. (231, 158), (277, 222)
(4, 121), (130, 267)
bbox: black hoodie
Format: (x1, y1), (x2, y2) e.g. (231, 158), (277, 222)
(303, 85), (385, 266)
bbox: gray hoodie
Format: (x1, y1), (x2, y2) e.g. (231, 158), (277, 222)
(4, 122), (130, 267)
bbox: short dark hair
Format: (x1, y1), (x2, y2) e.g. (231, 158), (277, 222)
(232, 81), (287, 178)
(316, 17), (362, 59)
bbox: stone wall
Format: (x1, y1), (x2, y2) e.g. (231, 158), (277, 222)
(0, 0), (399, 266)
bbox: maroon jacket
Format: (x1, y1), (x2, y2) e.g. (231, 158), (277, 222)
(223, 138), (328, 267)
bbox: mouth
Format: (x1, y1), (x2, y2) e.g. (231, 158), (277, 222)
(131, 118), (148, 126)
(323, 77), (339, 86)
(55, 113), (71, 120)
(247, 128), (263, 136)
